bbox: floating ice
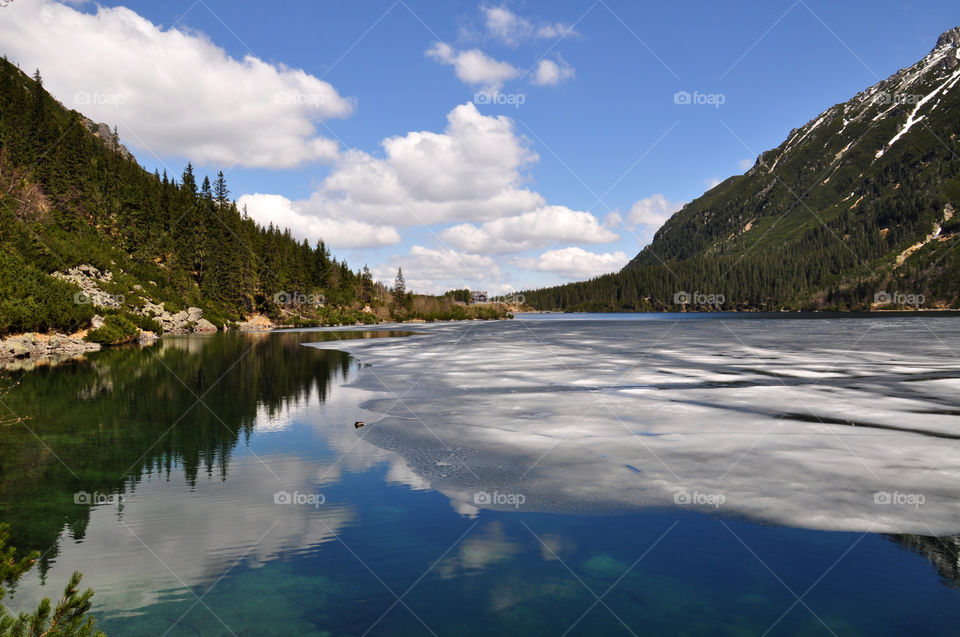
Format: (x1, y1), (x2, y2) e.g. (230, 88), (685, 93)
(307, 316), (960, 534)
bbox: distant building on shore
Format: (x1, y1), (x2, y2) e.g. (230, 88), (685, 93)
(470, 290), (488, 304)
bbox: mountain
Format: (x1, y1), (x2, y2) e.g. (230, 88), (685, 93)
(524, 27), (960, 312)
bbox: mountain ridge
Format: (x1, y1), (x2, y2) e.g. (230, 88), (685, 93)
(524, 26), (960, 312)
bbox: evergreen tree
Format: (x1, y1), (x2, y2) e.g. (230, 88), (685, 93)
(0, 523), (105, 636)
(393, 267), (406, 297)
(361, 265), (374, 304)
(214, 170), (229, 207)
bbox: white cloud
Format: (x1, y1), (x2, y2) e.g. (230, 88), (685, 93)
(603, 212), (624, 228)
(739, 158), (755, 171)
(523, 247), (629, 279)
(240, 103), (620, 289)
(426, 42), (520, 91)
(440, 205), (617, 253)
(704, 177), (722, 190)
(0, 0), (354, 169)
(532, 57), (576, 86)
(289, 102), (544, 226)
(237, 193), (401, 250)
(373, 246), (502, 294)
(627, 194), (685, 233)
(535, 22), (577, 40)
(481, 4), (576, 46)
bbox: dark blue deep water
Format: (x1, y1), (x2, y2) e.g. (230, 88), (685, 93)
(2, 326), (960, 635)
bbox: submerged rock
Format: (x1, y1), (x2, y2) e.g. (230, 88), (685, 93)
(581, 555), (629, 580)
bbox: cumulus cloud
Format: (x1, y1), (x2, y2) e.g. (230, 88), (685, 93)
(285, 102), (544, 227)
(239, 103), (618, 287)
(440, 205), (617, 254)
(603, 211), (624, 228)
(481, 4), (577, 46)
(237, 193), (401, 250)
(0, 0), (353, 169)
(627, 194), (685, 234)
(739, 158), (755, 171)
(532, 57), (576, 86)
(373, 246), (502, 294)
(426, 42), (520, 91)
(523, 247), (629, 279)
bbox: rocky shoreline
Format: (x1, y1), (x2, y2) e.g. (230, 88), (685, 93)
(0, 332), (101, 370)
(0, 313), (278, 367)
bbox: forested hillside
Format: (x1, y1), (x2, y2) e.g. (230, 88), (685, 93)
(524, 27), (960, 312)
(0, 57), (506, 337)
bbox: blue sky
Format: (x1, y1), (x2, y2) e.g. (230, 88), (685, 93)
(2, 0), (959, 293)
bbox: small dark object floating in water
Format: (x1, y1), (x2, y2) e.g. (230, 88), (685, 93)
(354, 421), (365, 428)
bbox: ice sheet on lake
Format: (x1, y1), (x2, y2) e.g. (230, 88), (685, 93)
(307, 316), (960, 534)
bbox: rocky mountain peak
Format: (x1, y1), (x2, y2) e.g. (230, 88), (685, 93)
(79, 116), (133, 161)
(935, 26), (960, 51)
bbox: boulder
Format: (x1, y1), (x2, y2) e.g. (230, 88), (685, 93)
(0, 333), (99, 362)
(5, 338), (31, 359)
(91, 315), (105, 330)
(194, 319), (217, 333)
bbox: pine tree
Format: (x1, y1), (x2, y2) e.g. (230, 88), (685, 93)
(0, 523), (106, 636)
(393, 267), (406, 297)
(392, 267), (406, 314)
(361, 265), (374, 304)
(214, 170), (229, 207)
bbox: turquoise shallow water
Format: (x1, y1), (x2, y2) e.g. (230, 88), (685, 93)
(2, 326), (960, 635)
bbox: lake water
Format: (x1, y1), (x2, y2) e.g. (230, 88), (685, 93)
(3, 315), (960, 635)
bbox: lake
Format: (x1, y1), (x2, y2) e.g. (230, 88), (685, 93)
(3, 314), (960, 635)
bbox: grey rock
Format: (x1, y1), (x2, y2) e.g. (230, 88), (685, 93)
(6, 339), (30, 359)
(51, 264), (121, 309)
(194, 319), (217, 333)
(91, 315), (105, 330)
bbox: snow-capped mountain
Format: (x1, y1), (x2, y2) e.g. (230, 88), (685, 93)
(526, 27), (960, 312)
